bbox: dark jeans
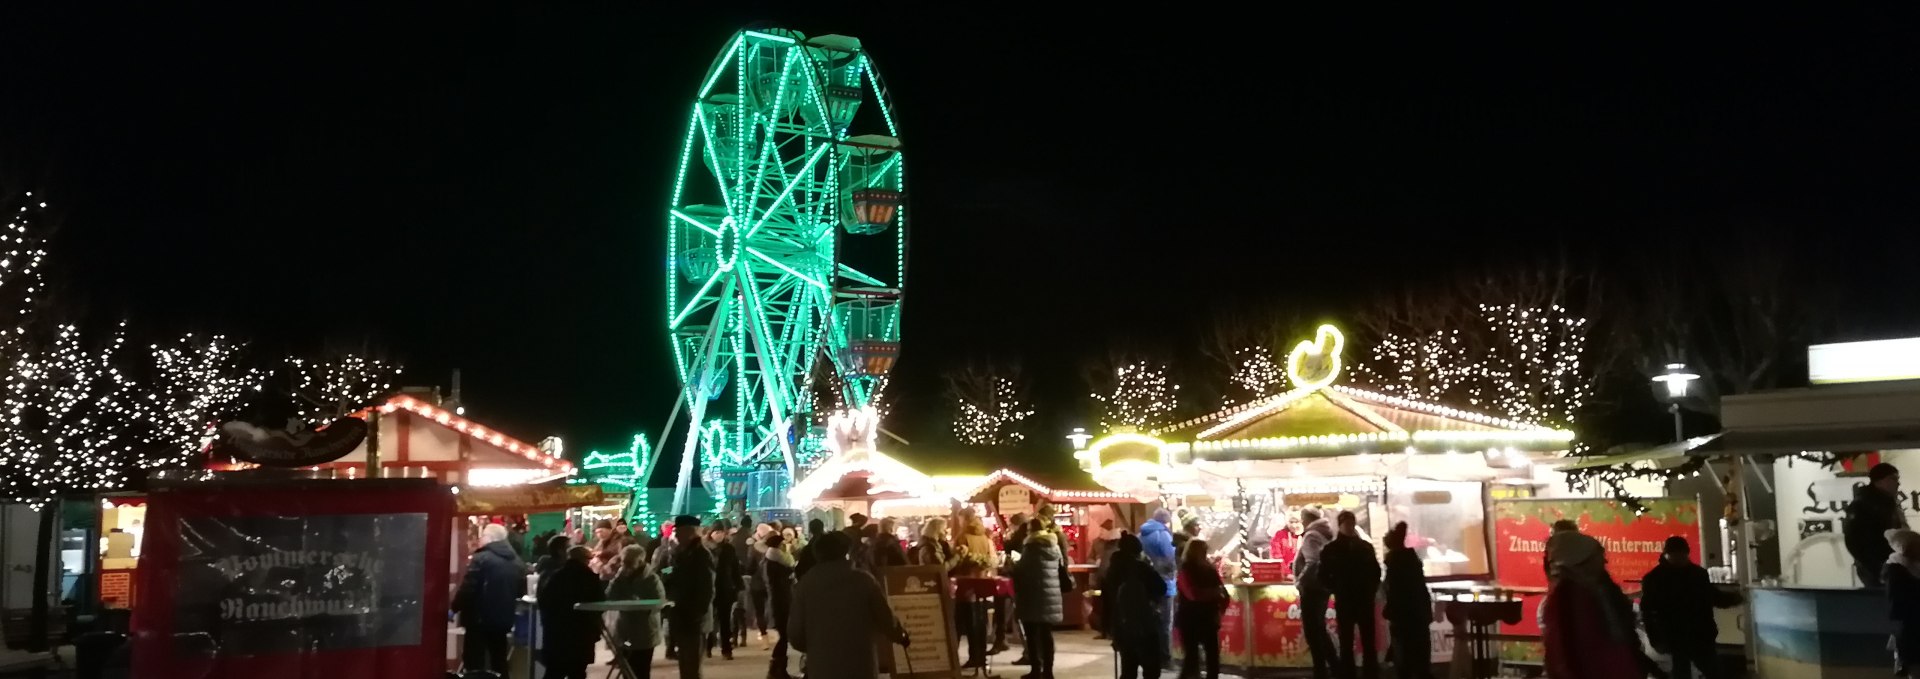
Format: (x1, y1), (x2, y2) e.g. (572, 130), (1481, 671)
(1668, 639), (1719, 679)
(750, 588), (770, 634)
(1178, 620), (1221, 679)
(1022, 621), (1056, 673)
(1335, 600), (1379, 679)
(1301, 587), (1337, 679)
(1160, 594), (1177, 667)
(1119, 645), (1163, 679)
(959, 599), (988, 663)
(710, 594), (737, 654)
(1899, 621), (1920, 676)
(462, 622), (509, 675)
(672, 627), (704, 679)
(1389, 621), (1427, 679)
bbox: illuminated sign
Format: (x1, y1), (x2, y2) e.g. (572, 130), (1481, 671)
(1286, 324), (1346, 390)
(1809, 337), (1920, 385)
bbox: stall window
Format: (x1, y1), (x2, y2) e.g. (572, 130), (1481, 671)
(1385, 478), (1490, 578)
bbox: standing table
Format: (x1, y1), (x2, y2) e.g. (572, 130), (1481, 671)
(575, 599), (667, 679)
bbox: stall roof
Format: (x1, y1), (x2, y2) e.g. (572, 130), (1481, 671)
(960, 467), (1138, 504)
(1556, 435), (1720, 470)
(367, 395), (573, 474)
(1164, 384), (1574, 462)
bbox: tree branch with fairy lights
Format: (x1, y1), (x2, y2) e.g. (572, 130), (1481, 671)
(1086, 354), (1182, 434)
(945, 361), (1035, 446)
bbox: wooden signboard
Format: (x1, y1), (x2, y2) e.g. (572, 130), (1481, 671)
(878, 564), (960, 679)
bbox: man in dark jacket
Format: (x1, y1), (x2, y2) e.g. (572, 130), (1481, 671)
(663, 515), (715, 676)
(1320, 510), (1382, 679)
(1381, 522), (1429, 679)
(706, 522), (743, 659)
(1847, 463), (1908, 587)
(456, 523), (525, 675)
(537, 545), (605, 679)
(1641, 537), (1741, 679)
(795, 518), (826, 581)
(1101, 533), (1167, 679)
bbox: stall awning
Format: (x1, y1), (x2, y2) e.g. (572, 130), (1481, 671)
(1557, 434), (1722, 471)
(455, 483), (603, 515)
(1692, 424), (1920, 457)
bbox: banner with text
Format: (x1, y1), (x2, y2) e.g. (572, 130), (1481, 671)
(1492, 497), (1699, 645)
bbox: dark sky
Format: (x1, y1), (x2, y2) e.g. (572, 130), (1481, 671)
(2, 6), (1917, 458)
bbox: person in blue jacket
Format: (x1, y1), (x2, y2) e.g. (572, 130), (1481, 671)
(1139, 508), (1179, 667)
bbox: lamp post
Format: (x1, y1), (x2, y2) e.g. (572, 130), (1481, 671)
(1066, 427), (1093, 451)
(1651, 363), (1700, 442)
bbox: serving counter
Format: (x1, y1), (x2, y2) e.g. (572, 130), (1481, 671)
(1172, 581), (1388, 676)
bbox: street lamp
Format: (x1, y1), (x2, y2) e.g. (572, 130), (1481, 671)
(1651, 363), (1700, 442)
(1066, 427), (1093, 451)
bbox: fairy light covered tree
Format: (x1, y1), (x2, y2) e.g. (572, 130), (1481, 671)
(1089, 359), (1181, 434)
(139, 333), (266, 469)
(283, 354), (402, 425)
(945, 363), (1034, 446)
(1355, 304), (1590, 427)
(1224, 347), (1283, 407)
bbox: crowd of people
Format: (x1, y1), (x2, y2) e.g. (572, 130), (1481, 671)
(445, 485), (1817, 679)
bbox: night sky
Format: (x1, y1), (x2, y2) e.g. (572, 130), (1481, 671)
(2, 6), (1917, 461)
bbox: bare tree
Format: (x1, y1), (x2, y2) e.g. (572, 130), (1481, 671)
(1083, 349), (1182, 434)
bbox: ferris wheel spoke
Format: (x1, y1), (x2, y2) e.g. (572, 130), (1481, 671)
(746, 247), (827, 290)
(836, 263), (886, 287)
(669, 209), (723, 236)
(693, 107), (735, 208)
(670, 268), (726, 330)
(746, 144), (831, 240)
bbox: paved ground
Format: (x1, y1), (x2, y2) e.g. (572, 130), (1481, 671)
(601, 628), (1133, 678)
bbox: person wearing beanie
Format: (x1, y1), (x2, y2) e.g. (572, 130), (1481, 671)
(1101, 532), (1168, 679)
(1641, 536), (1741, 679)
(1848, 463), (1909, 587)
(660, 514), (714, 674)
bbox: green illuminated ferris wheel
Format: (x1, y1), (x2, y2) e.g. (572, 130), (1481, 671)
(660, 28), (906, 514)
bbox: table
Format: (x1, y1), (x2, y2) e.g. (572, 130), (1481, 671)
(575, 599), (667, 679)
(1433, 591), (1522, 679)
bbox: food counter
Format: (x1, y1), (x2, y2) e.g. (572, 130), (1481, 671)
(1172, 581), (1387, 676)
(1750, 585), (1891, 679)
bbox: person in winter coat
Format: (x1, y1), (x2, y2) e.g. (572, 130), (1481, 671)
(537, 533), (572, 592)
(1886, 530), (1920, 677)
(1641, 536), (1741, 679)
(538, 546), (607, 679)
(663, 515), (715, 677)
(1848, 463), (1908, 587)
(1013, 530), (1067, 679)
(605, 545), (664, 674)
(1269, 513), (1301, 576)
(1541, 521), (1645, 679)
(1140, 509), (1180, 666)
(1176, 539), (1229, 679)
(1102, 532), (1168, 679)
(871, 517), (911, 569)
(795, 518), (827, 581)
(1320, 510), (1382, 679)
(1005, 513), (1031, 564)
(761, 534), (799, 679)
(1172, 517), (1202, 562)
(1292, 508), (1338, 679)
(746, 523), (774, 648)
(705, 523), (743, 659)
(454, 523), (525, 675)
(1381, 522), (1431, 679)
(789, 531), (908, 679)
(912, 517), (957, 572)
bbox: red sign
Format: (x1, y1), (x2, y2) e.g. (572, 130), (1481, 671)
(1492, 498), (1699, 638)
(100, 570), (135, 609)
(131, 478), (453, 679)
(1248, 560), (1290, 583)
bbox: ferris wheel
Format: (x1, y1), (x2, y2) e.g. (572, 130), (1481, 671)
(657, 27), (907, 515)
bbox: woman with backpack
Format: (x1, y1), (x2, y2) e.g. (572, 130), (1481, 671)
(1175, 539), (1229, 679)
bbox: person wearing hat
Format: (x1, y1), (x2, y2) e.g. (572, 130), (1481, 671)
(661, 515), (714, 676)
(1848, 463), (1909, 587)
(1641, 536), (1742, 679)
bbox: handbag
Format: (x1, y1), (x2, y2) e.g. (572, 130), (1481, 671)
(1058, 565), (1075, 594)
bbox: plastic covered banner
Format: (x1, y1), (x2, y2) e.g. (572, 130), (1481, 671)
(132, 478), (453, 679)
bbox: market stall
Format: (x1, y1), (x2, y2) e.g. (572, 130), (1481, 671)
(963, 468), (1141, 628)
(1082, 325), (1578, 675)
